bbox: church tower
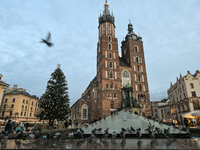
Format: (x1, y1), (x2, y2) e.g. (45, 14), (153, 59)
(97, 1), (121, 117)
(121, 21), (152, 115)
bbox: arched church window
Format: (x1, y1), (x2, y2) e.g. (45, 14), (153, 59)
(111, 101), (114, 109)
(138, 75), (141, 82)
(135, 46), (138, 52)
(109, 71), (113, 78)
(139, 85), (142, 91)
(107, 93), (111, 99)
(110, 82), (113, 89)
(136, 57), (139, 63)
(109, 43), (111, 49)
(83, 109), (87, 118)
(122, 70), (129, 78)
(109, 52), (112, 58)
(114, 93), (117, 98)
(81, 104), (88, 119)
(109, 62), (113, 68)
(137, 65), (140, 72)
(109, 36), (111, 42)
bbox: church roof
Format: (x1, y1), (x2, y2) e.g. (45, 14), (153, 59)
(119, 57), (131, 67)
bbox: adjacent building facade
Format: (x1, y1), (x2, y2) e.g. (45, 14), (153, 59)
(71, 1), (152, 125)
(0, 74), (9, 107)
(151, 70), (200, 124)
(0, 85), (41, 122)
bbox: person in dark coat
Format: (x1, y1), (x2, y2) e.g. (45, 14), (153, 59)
(184, 118), (189, 132)
(5, 120), (13, 134)
(64, 120), (68, 128)
(49, 120), (53, 130)
(69, 119), (72, 128)
(25, 122), (29, 131)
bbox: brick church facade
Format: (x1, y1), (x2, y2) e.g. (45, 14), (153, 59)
(71, 1), (152, 125)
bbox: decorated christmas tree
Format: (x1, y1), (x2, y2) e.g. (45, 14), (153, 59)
(39, 64), (70, 122)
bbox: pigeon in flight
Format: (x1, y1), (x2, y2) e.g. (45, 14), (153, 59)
(41, 32), (53, 47)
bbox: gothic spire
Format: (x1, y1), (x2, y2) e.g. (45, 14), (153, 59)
(99, 0), (115, 26)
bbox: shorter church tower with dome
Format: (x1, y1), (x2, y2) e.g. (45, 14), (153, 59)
(71, 1), (152, 125)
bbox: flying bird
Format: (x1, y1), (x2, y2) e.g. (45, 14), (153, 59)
(41, 32), (53, 47)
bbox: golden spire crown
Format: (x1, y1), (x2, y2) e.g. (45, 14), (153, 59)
(104, 0), (109, 6)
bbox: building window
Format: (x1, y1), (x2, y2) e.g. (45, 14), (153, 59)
(12, 98), (15, 102)
(192, 91), (196, 97)
(35, 108), (36, 111)
(107, 93), (111, 99)
(25, 106), (27, 109)
(109, 71), (113, 78)
(26, 100), (28, 104)
(190, 83), (194, 88)
(22, 105), (24, 109)
(108, 43), (111, 49)
(135, 46), (138, 52)
(109, 52), (112, 59)
(114, 93), (117, 99)
(182, 85), (184, 91)
(180, 95), (182, 100)
(105, 61), (107, 68)
(111, 101), (114, 109)
(10, 111), (12, 117)
(109, 62), (113, 69)
(136, 57), (139, 63)
(11, 104), (14, 108)
(113, 52), (115, 59)
(106, 82), (109, 88)
(30, 113), (32, 117)
(155, 109), (157, 112)
(31, 107), (33, 111)
(4, 104), (6, 108)
(21, 112), (23, 116)
(139, 85), (142, 91)
(5, 99), (7, 103)
(83, 109), (87, 118)
(110, 82), (113, 89)
(32, 102), (34, 105)
(137, 65), (140, 72)
(35, 103), (37, 106)
(105, 51), (107, 58)
(183, 93), (186, 98)
(24, 112), (26, 116)
(23, 99), (25, 103)
(109, 36), (111, 42)
(138, 75), (141, 82)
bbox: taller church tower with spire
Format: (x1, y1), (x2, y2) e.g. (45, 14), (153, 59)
(71, 1), (152, 125)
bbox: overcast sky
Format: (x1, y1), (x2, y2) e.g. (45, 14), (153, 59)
(1, 0), (200, 106)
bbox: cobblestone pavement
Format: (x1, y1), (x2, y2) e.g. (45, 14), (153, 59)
(1, 138), (200, 149)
